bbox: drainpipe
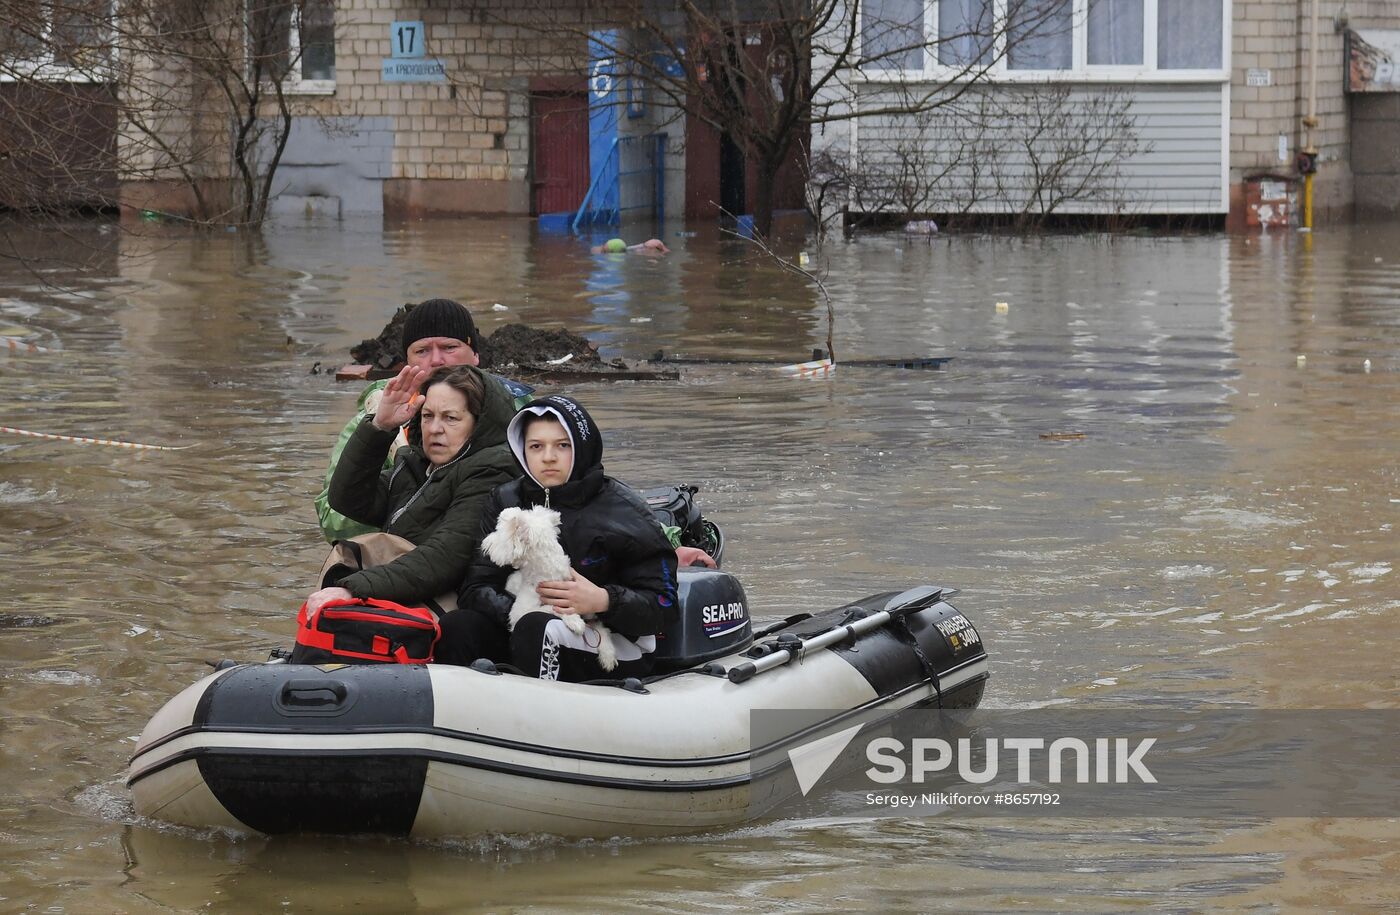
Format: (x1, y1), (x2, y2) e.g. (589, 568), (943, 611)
(1300, 0), (1322, 229)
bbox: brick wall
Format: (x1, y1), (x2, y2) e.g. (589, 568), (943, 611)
(299, 0), (595, 215)
(121, 0), (604, 218)
(1230, 0), (1302, 175)
(1230, 0), (1400, 225)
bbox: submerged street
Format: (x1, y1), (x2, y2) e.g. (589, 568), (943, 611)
(1, 219), (1397, 910)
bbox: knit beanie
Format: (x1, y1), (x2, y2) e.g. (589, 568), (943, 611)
(402, 298), (477, 353)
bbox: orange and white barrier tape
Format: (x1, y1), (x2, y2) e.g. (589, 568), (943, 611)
(2, 337), (55, 355)
(778, 357), (836, 379)
(0, 425), (194, 452)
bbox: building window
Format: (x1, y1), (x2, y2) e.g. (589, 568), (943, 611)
(862, 0), (925, 70)
(1157, 0), (1223, 69)
(1088, 0), (1144, 66)
(297, 0), (335, 82)
(855, 0), (1226, 79)
(1, 0), (112, 76)
(1007, 0), (1073, 70)
(247, 0), (335, 92)
(937, 0), (995, 67)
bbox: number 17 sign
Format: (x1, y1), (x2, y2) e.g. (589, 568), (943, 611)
(383, 20), (445, 82)
(391, 21), (425, 59)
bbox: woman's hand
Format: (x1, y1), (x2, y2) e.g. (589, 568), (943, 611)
(371, 364), (429, 432)
(307, 587), (354, 616)
(536, 570), (610, 616)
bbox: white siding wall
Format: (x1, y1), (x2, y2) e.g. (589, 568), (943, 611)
(839, 82), (1226, 216)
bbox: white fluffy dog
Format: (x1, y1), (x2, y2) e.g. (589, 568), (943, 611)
(480, 505), (618, 671)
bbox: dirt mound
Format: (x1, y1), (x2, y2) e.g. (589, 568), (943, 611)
(483, 324), (602, 370)
(349, 307), (606, 372)
(350, 304), (413, 369)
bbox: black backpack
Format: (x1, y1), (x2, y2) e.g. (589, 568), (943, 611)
(640, 484), (724, 565)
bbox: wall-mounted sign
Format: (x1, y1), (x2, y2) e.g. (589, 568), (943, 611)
(1347, 29), (1400, 92)
(391, 21), (425, 58)
(1246, 68), (1271, 87)
(382, 58), (447, 83)
(382, 20), (445, 82)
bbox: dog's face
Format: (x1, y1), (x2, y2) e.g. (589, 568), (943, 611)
(482, 506), (563, 568)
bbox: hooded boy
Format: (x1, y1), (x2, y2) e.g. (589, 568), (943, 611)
(452, 395), (679, 681)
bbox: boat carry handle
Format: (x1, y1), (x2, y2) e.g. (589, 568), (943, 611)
(279, 679), (349, 708)
(726, 586), (946, 684)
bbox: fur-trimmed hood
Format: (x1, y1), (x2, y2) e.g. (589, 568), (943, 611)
(506, 395), (603, 498)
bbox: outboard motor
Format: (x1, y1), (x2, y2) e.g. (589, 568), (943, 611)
(652, 568), (752, 670)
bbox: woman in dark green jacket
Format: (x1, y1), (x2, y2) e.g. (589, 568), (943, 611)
(305, 363), (520, 614)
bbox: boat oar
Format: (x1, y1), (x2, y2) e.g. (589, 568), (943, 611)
(726, 585), (948, 684)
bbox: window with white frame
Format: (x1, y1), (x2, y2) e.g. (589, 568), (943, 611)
(1007, 0), (1073, 70)
(0, 0), (113, 77)
(247, 0), (335, 92)
(1156, 0), (1222, 69)
(856, 0), (1227, 77)
(937, 0), (995, 66)
(861, 0), (925, 70)
(1088, 0), (1144, 65)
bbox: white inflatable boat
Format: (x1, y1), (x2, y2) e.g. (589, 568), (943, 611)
(128, 573), (989, 838)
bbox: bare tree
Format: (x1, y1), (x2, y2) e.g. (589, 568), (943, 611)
(805, 83), (1145, 231)
(1, 0), (323, 229)
(1, 0), (119, 213)
(1003, 86), (1143, 228)
(518, 0), (1075, 235)
(806, 106), (972, 230)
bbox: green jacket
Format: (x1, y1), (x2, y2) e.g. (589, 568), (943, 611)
(316, 379), (392, 542)
(327, 367), (522, 605)
(316, 374), (533, 543)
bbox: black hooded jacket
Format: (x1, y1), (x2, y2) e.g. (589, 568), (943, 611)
(460, 395), (679, 641)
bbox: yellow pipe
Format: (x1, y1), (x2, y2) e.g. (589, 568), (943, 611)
(1301, 0), (1320, 230)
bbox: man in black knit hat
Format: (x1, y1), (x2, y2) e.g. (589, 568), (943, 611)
(315, 299), (533, 543)
(399, 297), (481, 370)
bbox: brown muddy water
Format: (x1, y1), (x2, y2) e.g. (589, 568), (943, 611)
(1, 218), (1396, 912)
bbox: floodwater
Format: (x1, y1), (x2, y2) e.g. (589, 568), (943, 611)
(1, 216), (1396, 912)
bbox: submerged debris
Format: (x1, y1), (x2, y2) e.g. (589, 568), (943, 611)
(0, 612), (61, 629)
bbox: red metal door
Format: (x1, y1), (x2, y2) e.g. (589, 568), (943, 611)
(531, 92), (589, 215)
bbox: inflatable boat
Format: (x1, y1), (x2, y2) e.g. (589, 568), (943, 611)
(128, 572), (989, 838)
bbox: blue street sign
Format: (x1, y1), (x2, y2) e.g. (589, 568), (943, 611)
(382, 58), (446, 82)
